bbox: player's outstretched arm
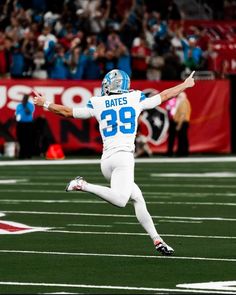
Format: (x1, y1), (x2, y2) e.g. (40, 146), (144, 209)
(33, 90), (73, 118)
(159, 71), (195, 103)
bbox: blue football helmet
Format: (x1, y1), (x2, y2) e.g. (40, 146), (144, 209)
(101, 69), (130, 96)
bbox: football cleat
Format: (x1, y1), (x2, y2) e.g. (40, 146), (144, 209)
(65, 176), (86, 192)
(155, 241), (174, 256)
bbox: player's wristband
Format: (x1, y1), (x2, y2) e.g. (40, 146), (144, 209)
(43, 101), (51, 109)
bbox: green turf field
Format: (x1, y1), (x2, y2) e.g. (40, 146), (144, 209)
(0, 158), (236, 294)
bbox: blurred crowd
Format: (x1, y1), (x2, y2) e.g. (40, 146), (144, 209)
(0, 0), (229, 81)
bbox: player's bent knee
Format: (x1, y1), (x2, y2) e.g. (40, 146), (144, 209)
(116, 201), (127, 208)
(116, 195), (129, 208)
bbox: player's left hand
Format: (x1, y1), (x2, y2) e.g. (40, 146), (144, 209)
(32, 90), (46, 107)
(184, 71), (195, 88)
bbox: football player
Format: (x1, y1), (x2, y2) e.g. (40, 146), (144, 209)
(33, 69), (195, 255)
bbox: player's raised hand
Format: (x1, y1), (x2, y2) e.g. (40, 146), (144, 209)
(32, 90), (46, 107)
(184, 71), (195, 88)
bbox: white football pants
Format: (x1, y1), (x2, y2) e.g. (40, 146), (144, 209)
(83, 151), (162, 242)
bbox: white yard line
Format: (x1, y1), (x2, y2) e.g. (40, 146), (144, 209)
(0, 250), (235, 263)
(177, 281), (236, 292)
(145, 192), (236, 197)
(0, 281), (235, 294)
(1, 157), (236, 166)
(158, 220), (203, 224)
(141, 184), (236, 188)
(115, 221), (202, 225)
(2, 210), (236, 221)
(1, 199), (236, 207)
(0, 179), (28, 184)
(49, 230), (236, 240)
(0, 190), (66, 193)
(1, 183), (236, 193)
(2, 189), (236, 198)
(0, 199), (106, 204)
(151, 172), (236, 178)
(68, 224), (112, 228)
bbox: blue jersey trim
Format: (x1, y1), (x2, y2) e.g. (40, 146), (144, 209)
(139, 92), (147, 102)
(120, 70), (126, 91)
(87, 100), (94, 109)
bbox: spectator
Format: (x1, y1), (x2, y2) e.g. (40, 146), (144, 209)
(15, 94), (35, 159)
(104, 49), (116, 72)
(4, 36), (12, 77)
(5, 17), (24, 41)
(106, 29), (122, 51)
(117, 43), (132, 77)
(58, 24), (76, 50)
(147, 52), (164, 81)
(170, 28), (185, 64)
(166, 0), (181, 20)
(49, 44), (69, 79)
(10, 43), (25, 78)
(33, 115), (55, 156)
(83, 36), (102, 79)
(202, 41), (218, 75)
(161, 49), (183, 80)
(67, 45), (87, 79)
(22, 30), (37, 77)
(0, 31), (7, 77)
(89, 0), (111, 36)
(131, 37), (151, 79)
(38, 25), (57, 52)
(178, 28), (203, 70)
(32, 48), (48, 79)
(0, 0), (230, 80)
(166, 92), (191, 157)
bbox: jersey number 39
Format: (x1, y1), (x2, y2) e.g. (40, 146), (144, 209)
(101, 107), (136, 137)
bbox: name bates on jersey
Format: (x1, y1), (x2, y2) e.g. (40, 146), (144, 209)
(105, 97), (127, 108)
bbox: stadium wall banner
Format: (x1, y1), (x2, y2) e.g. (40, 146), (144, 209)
(0, 79), (231, 154)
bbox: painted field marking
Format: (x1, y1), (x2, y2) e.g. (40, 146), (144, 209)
(49, 230), (236, 240)
(68, 224), (112, 228)
(2, 210), (236, 222)
(177, 281), (236, 292)
(2, 190), (236, 198)
(115, 220), (202, 225)
(1, 184), (236, 195)
(158, 219), (203, 224)
(141, 183), (236, 188)
(2, 188), (236, 199)
(147, 201), (236, 206)
(0, 179), (28, 184)
(0, 250), (236, 263)
(0, 281), (235, 294)
(0, 220), (50, 235)
(0, 190), (66, 194)
(145, 192), (236, 197)
(1, 156), (236, 166)
(1, 199), (236, 207)
(151, 172), (236, 178)
(0, 199), (106, 204)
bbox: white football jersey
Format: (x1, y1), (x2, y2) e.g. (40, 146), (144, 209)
(73, 90), (162, 159)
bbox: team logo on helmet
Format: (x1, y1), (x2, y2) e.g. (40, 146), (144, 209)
(101, 69), (130, 96)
